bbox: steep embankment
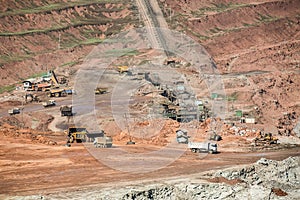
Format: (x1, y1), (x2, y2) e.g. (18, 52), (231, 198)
(162, 0), (299, 72)
(0, 0), (138, 87)
(160, 0), (300, 131)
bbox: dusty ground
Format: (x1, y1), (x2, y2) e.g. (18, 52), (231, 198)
(0, 94), (299, 197)
(0, 129), (299, 197)
(0, 0), (299, 198)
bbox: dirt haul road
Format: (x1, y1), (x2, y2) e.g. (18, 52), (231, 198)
(0, 135), (299, 197)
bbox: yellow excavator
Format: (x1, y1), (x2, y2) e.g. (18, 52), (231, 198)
(48, 70), (68, 97)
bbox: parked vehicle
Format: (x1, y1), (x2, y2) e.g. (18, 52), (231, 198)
(42, 100), (56, 107)
(60, 105), (73, 116)
(94, 136), (113, 148)
(8, 108), (20, 115)
(188, 142), (218, 154)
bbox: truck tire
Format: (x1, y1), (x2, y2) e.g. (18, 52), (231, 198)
(191, 149), (197, 153)
(55, 93), (60, 97)
(69, 136), (74, 143)
(209, 150), (213, 154)
(214, 135), (222, 141)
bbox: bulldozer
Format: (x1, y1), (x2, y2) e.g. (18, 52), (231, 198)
(65, 127), (88, 145)
(254, 132), (278, 145)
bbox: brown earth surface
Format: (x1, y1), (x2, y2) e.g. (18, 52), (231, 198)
(0, 0), (138, 87)
(0, 0), (300, 197)
(0, 124), (299, 196)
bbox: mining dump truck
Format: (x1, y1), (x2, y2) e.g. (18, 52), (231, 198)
(188, 142), (218, 154)
(93, 136), (113, 148)
(8, 108), (20, 115)
(66, 127), (87, 144)
(48, 88), (67, 97)
(42, 100), (56, 107)
(60, 105), (73, 116)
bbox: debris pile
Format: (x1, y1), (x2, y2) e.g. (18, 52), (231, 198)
(43, 156), (299, 199)
(148, 120), (179, 145)
(277, 112), (297, 136)
(0, 123), (57, 145)
(113, 119), (180, 146)
(202, 118), (258, 137)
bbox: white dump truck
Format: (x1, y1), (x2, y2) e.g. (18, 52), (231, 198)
(93, 136), (113, 148)
(8, 108), (20, 115)
(188, 142), (218, 154)
(42, 100), (56, 107)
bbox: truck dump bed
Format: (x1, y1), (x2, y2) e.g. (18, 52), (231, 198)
(94, 136), (113, 148)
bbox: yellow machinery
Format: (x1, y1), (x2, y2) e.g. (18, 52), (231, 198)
(50, 70), (60, 86)
(95, 87), (108, 95)
(48, 70), (69, 97)
(117, 66), (129, 74)
(66, 127), (87, 144)
(48, 88), (67, 97)
(264, 133), (278, 144)
(254, 132), (278, 145)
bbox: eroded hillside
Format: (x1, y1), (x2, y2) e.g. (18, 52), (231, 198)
(0, 0), (138, 87)
(160, 0), (300, 131)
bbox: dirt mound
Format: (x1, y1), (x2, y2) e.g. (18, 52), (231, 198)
(0, 112), (54, 131)
(207, 177), (244, 186)
(271, 188), (288, 197)
(0, 123), (58, 145)
(0, 100), (21, 109)
(112, 119), (180, 146)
